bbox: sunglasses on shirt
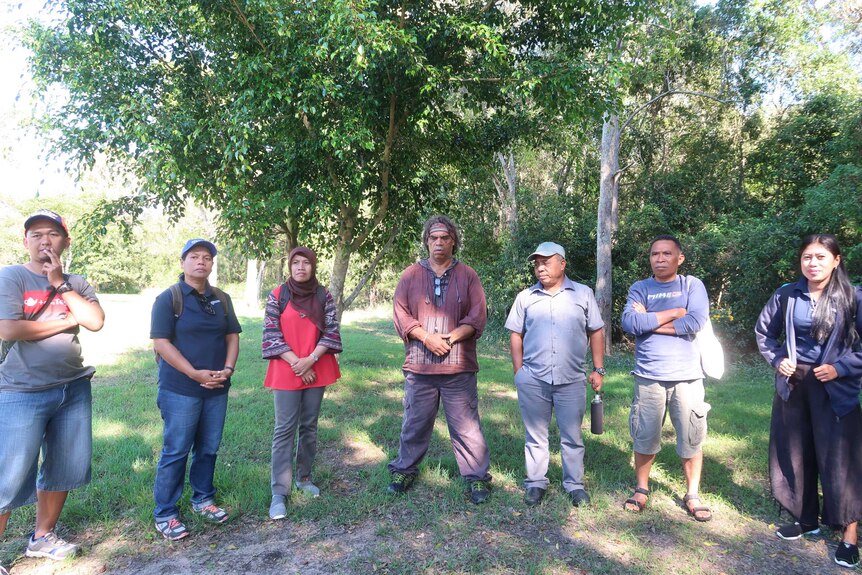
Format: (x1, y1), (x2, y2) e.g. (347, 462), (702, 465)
(196, 293), (216, 315)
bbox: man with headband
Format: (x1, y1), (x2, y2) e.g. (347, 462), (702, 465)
(388, 215), (492, 504)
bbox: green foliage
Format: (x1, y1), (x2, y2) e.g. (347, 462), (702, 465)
(799, 164), (862, 282)
(70, 225), (151, 293)
(23, 0), (644, 312)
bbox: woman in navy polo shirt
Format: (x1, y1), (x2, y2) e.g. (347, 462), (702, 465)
(150, 239), (242, 541)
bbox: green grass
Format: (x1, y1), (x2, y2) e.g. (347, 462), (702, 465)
(0, 309), (812, 574)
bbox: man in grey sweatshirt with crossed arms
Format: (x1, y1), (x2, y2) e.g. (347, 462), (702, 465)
(620, 234), (713, 522)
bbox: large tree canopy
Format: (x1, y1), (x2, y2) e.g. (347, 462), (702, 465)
(25, 0), (642, 314)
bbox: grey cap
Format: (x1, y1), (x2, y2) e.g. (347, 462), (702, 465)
(528, 241), (566, 261)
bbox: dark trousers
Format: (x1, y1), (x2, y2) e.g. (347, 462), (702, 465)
(769, 364), (862, 528)
(388, 371), (491, 482)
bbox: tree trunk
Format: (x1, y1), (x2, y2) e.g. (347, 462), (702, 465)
(210, 254), (219, 287)
(245, 259), (261, 307)
(497, 150), (518, 239)
(492, 150), (518, 257)
(596, 113), (621, 355)
(328, 206), (357, 322)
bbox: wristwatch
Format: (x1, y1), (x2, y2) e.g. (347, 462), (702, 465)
(592, 367), (606, 376)
(56, 281), (74, 295)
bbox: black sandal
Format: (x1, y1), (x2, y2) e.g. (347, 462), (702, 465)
(683, 493), (712, 522)
(624, 487), (649, 513)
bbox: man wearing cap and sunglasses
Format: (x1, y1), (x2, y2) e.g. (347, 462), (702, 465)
(0, 209), (105, 568)
(150, 239), (241, 540)
(388, 215), (492, 504)
(505, 242), (605, 508)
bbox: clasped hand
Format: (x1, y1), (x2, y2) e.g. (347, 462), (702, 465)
(192, 369), (228, 389)
(291, 357), (317, 385)
(423, 332), (452, 357)
(777, 358), (838, 382)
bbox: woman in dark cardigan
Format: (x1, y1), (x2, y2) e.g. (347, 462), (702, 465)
(755, 234), (862, 569)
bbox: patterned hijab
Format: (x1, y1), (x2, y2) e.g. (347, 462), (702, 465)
(286, 246), (325, 332)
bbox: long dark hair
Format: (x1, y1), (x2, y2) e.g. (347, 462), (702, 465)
(799, 234), (858, 346)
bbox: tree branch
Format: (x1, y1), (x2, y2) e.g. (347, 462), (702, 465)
(342, 225), (399, 309)
(621, 90), (733, 134)
(348, 94), (398, 252)
(229, 0), (267, 53)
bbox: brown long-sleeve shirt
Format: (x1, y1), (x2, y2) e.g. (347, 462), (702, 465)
(393, 259), (487, 374)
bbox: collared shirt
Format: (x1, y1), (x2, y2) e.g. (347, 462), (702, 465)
(505, 276), (604, 385)
(790, 284), (825, 363)
(150, 281), (242, 398)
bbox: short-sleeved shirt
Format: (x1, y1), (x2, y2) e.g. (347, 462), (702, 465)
(150, 281), (242, 398)
(505, 276), (604, 385)
(0, 265), (99, 391)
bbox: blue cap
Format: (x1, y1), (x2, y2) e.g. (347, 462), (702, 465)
(181, 238), (218, 259)
(528, 241), (566, 261)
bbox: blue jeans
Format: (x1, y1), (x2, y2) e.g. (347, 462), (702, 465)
(153, 388), (228, 521)
(0, 379), (93, 514)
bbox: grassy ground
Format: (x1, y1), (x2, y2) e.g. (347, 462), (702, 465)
(0, 297), (853, 574)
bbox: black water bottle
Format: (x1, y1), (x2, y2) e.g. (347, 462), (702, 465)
(590, 393), (604, 435)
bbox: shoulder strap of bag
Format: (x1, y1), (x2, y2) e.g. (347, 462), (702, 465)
(278, 284), (326, 314)
(169, 283), (184, 318)
(210, 286), (231, 318)
(277, 283), (289, 314)
(2, 273), (69, 364)
(155, 282), (185, 365)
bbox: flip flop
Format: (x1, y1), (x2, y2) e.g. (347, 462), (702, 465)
(683, 493), (712, 522)
(624, 487), (649, 513)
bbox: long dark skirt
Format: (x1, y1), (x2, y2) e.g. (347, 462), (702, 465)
(769, 364), (862, 528)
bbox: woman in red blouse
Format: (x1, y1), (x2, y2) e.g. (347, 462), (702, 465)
(261, 247), (342, 520)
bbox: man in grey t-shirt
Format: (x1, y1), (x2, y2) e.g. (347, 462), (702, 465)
(0, 209), (105, 567)
(620, 234), (712, 522)
(505, 242), (605, 508)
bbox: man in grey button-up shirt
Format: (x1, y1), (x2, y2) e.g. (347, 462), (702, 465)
(505, 242), (605, 508)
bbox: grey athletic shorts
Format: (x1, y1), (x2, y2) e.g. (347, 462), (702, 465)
(629, 374), (710, 458)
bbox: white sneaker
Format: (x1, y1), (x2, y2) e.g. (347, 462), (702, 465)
(269, 495), (287, 520)
(25, 531), (79, 560)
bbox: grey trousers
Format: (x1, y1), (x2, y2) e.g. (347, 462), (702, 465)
(515, 368), (586, 492)
(388, 371), (491, 482)
(271, 386), (325, 497)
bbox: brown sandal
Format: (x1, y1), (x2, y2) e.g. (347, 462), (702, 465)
(624, 487), (649, 513)
(683, 493), (712, 522)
